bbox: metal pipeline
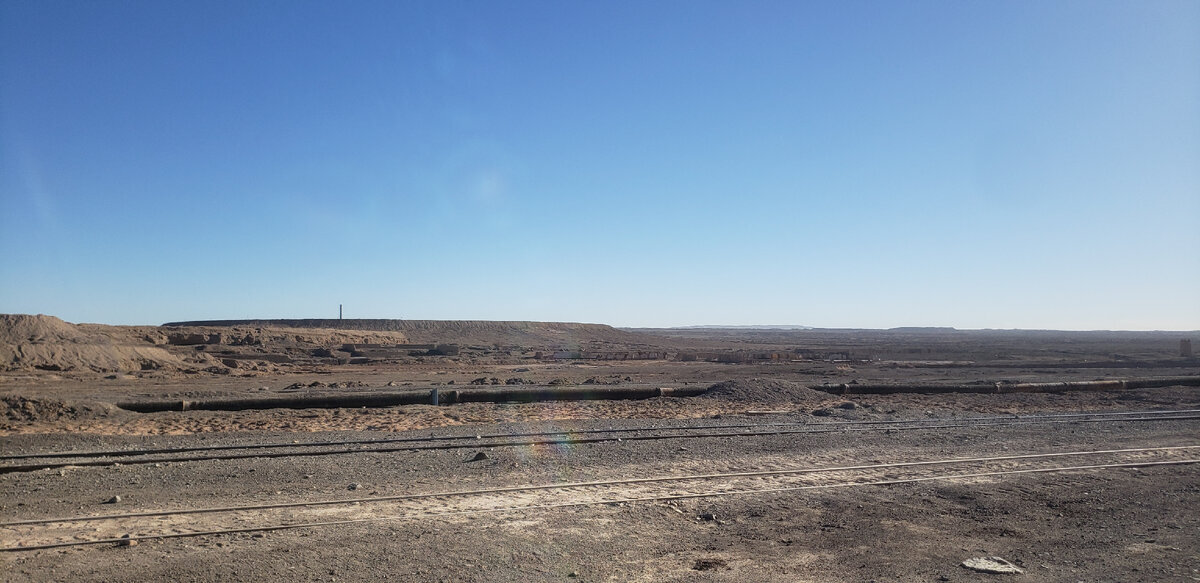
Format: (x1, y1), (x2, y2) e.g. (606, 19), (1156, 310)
(115, 386), (708, 413)
(816, 376), (1200, 395)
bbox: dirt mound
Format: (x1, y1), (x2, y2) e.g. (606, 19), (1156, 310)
(0, 314), (86, 344)
(703, 378), (832, 405)
(0, 314), (187, 372)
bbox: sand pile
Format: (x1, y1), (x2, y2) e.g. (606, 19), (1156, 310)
(0, 314), (187, 372)
(703, 378), (832, 405)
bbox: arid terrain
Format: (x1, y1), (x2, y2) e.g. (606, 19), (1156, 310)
(1, 315), (1198, 582)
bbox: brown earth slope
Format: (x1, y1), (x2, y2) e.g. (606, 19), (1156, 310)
(1, 315), (678, 375)
(0, 315), (185, 373)
(162, 319), (665, 348)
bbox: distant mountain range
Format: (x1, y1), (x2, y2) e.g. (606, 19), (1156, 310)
(649, 325), (962, 332)
(663, 325), (816, 330)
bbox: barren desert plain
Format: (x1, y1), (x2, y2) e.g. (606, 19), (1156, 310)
(1, 314), (1198, 582)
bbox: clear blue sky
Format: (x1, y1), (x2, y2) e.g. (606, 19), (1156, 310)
(2, 1), (1197, 329)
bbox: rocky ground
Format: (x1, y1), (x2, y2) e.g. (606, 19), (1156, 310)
(1, 319), (1198, 581)
(1, 411), (1197, 582)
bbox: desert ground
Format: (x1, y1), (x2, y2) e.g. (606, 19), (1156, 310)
(1, 315), (1198, 582)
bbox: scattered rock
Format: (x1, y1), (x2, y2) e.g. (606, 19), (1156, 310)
(105, 495), (121, 504)
(1, 396), (115, 424)
(837, 401), (858, 410)
(117, 534), (137, 547)
(811, 408), (835, 417)
(347, 483), (361, 491)
(961, 556), (1023, 574)
(466, 452), (490, 462)
(692, 558), (728, 571)
(698, 512), (716, 521)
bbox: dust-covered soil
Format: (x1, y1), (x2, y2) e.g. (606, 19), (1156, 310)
(2, 414), (1197, 582)
(1, 318), (1198, 581)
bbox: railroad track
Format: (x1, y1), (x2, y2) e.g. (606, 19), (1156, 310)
(2, 445), (1196, 551)
(2, 408), (1198, 474)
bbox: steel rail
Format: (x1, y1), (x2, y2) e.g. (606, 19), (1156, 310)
(4, 408), (1198, 463)
(3, 456), (1195, 552)
(3, 413), (1199, 475)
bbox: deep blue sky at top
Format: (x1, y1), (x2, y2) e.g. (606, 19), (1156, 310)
(1, 1), (1197, 329)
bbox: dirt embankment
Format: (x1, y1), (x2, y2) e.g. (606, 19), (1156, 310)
(0, 315), (678, 376)
(0, 314), (187, 373)
(162, 319), (664, 348)
(0, 315), (421, 374)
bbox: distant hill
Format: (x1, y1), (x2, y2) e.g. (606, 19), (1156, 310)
(161, 319), (663, 347)
(659, 325), (815, 330)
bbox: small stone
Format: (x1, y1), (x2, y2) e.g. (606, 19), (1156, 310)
(568, 572), (578, 578)
(466, 452), (490, 462)
(105, 496), (121, 504)
(692, 558), (728, 571)
(698, 512), (716, 521)
(117, 534), (137, 547)
(347, 483), (360, 491)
